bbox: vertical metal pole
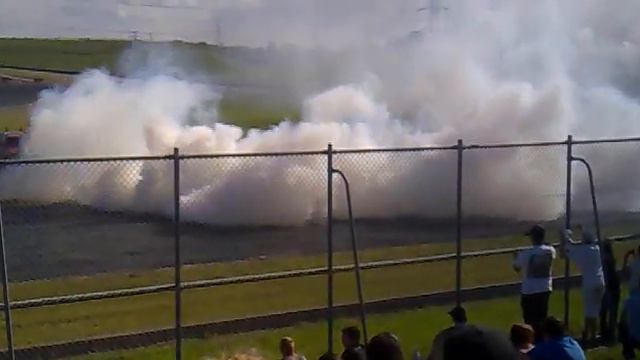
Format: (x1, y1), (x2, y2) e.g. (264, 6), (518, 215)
(583, 160), (602, 242)
(334, 170), (368, 343)
(173, 148), (182, 360)
(326, 144), (334, 354)
(564, 135), (573, 328)
(455, 139), (463, 307)
(573, 157), (606, 295)
(0, 203), (14, 360)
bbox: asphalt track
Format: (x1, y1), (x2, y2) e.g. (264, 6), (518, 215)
(1, 202), (540, 281)
(0, 83), (49, 107)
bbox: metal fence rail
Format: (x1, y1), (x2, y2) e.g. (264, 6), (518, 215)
(1, 135), (640, 359)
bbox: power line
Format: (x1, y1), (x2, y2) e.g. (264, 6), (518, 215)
(417, 0), (448, 33)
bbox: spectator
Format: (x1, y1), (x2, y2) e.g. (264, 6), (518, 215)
(527, 317), (586, 360)
(561, 228), (605, 344)
(319, 353), (338, 360)
(600, 239), (621, 342)
(509, 323), (535, 359)
(366, 332), (403, 360)
(513, 224), (556, 340)
(280, 337), (307, 360)
(623, 245), (640, 295)
(341, 326), (366, 360)
(442, 325), (519, 360)
(426, 306), (468, 360)
(619, 284), (640, 360)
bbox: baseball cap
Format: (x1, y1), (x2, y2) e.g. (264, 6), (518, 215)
(525, 224), (545, 239)
(448, 306), (467, 323)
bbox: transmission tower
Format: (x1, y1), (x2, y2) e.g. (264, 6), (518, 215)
(417, 0), (448, 33)
(215, 21), (223, 46)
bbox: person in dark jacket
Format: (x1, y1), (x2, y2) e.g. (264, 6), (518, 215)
(366, 332), (403, 360)
(599, 240), (621, 342)
(341, 326), (366, 360)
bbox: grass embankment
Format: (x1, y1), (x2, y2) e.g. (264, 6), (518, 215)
(2, 232), (638, 350)
(0, 94), (299, 133)
(0, 68), (74, 85)
(0, 38), (301, 131)
(0, 38), (127, 72)
(79, 291), (623, 360)
(0, 105), (29, 132)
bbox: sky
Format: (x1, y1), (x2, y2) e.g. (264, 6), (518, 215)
(0, 0), (427, 47)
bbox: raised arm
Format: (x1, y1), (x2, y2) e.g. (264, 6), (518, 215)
(623, 249), (635, 271)
(513, 251), (522, 272)
(559, 229), (576, 259)
(622, 249), (635, 277)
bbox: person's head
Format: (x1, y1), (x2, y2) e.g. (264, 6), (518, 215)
(509, 324), (534, 350)
(541, 317), (565, 340)
(341, 326), (361, 348)
(279, 337), (295, 357)
(448, 306), (467, 325)
(366, 332), (403, 360)
(318, 352), (337, 360)
(525, 225), (545, 245)
(443, 325), (519, 360)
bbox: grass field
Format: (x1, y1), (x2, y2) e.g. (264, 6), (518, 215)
(0, 67), (75, 85)
(0, 104), (29, 131)
(0, 94), (299, 133)
(0, 38), (127, 72)
(0, 38), (242, 76)
(0, 38), (301, 131)
(76, 291), (624, 360)
(1, 231), (638, 352)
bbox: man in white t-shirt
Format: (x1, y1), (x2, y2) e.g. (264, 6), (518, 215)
(561, 228), (605, 344)
(513, 224), (557, 340)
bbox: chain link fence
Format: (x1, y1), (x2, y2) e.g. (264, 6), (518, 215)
(0, 137), (638, 358)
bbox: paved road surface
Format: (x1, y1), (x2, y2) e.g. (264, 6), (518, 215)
(0, 83), (50, 107)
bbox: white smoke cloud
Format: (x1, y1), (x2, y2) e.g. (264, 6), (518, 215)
(3, 0), (640, 225)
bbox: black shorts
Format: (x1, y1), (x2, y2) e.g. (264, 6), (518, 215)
(521, 291), (551, 327)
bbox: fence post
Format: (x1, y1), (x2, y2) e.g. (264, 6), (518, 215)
(564, 135), (573, 328)
(333, 169), (368, 343)
(571, 158), (602, 242)
(455, 139), (464, 307)
(173, 148), (182, 360)
(0, 203), (14, 360)
(326, 143), (334, 354)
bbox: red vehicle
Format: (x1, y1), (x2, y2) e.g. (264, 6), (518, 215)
(1, 132), (22, 159)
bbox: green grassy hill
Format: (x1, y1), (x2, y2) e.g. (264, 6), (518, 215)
(0, 38), (128, 72)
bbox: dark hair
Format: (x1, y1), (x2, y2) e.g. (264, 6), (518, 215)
(542, 317), (565, 339)
(318, 352), (337, 360)
(342, 326), (361, 343)
(532, 235), (544, 245)
(448, 306), (467, 323)
(443, 326), (519, 360)
(526, 225), (545, 245)
(366, 332), (404, 360)
(509, 324), (534, 348)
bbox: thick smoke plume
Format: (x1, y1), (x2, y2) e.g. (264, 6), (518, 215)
(3, 0), (640, 225)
